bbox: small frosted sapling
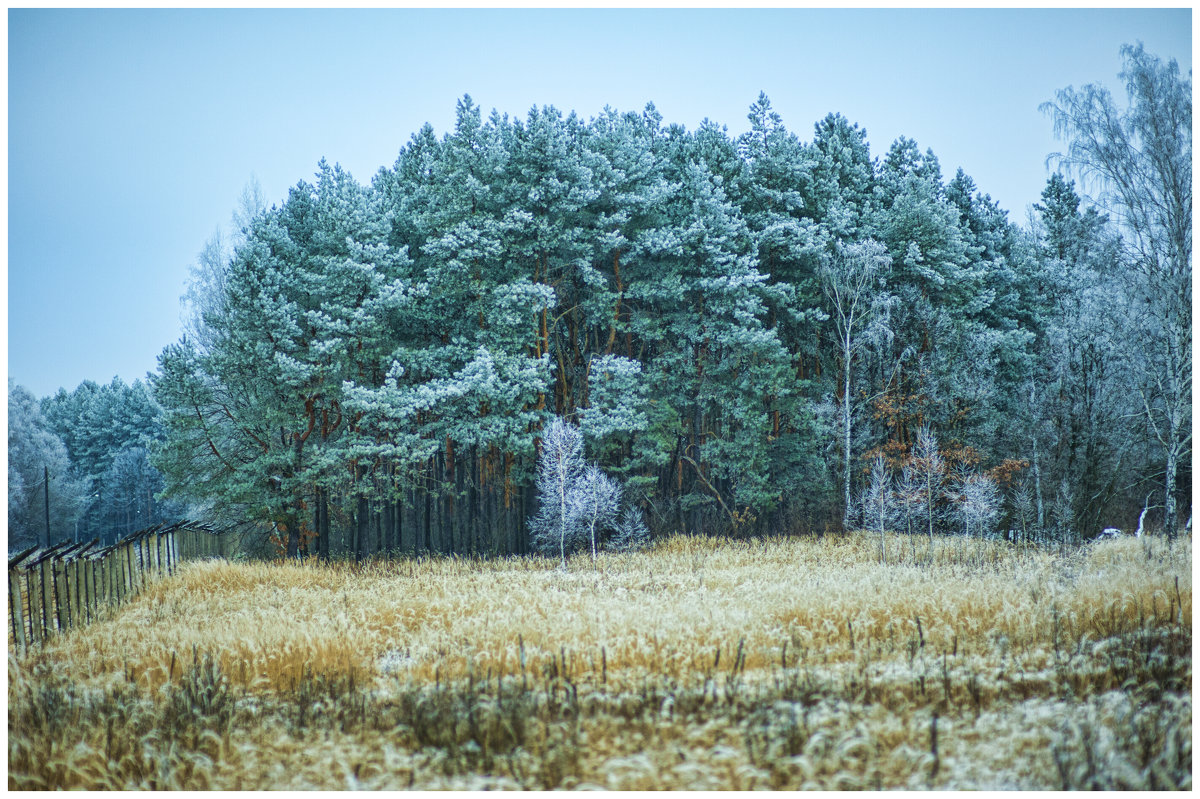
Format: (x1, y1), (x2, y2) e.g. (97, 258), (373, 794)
(529, 415), (646, 565)
(529, 417), (585, 568)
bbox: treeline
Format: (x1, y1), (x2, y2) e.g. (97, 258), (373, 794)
(130, 46), (1190, 556)
(8, 377), (185, 549)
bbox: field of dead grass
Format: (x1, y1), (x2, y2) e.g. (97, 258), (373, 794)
(8, 531), (1192, 789)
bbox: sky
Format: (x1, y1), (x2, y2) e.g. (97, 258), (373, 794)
(7, 8), (1193, 399)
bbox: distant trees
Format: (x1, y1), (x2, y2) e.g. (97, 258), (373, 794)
(8, 381), (87, 548)
(34, 377), (184, 546)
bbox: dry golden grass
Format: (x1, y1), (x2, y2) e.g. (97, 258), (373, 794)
(8, 531), (1192, 790)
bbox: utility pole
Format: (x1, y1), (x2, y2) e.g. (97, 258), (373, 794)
(43, 465), (51, 548)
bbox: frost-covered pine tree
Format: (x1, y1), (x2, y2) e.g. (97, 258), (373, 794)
(1009, 477), (1035, 543)
(911, 425), (946, 542)
(894, 462), (922, 539)
(861, 453), (894, 560)
(955, 470), (1000, 538)
(530, 417), (586, 567)
(611, 505), (651, 551)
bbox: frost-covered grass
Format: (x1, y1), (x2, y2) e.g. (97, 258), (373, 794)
(8, 531), (1191, 789)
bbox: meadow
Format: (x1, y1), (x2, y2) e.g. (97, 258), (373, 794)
(8, 531), (1191, 790)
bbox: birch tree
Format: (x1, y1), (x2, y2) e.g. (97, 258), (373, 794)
(819, 238), (892, 528)
(529, 417), (585, 567)
(1042, 43), (1191, 537)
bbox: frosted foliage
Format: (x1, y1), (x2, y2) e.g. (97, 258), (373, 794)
(580, 355), (648, 443)
(911, 426), (946, 538)
(571, 464), (623, 559)
(611, 505), (651, 551)
(8, 381), (86, 548)
(861, 453), (895, 536)
(529, 417), (586, 564)
(957, 472), (1001, 538)
(529, 416), (643, 562)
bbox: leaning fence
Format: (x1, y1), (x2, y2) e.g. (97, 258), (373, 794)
(8, 521), (228, 652)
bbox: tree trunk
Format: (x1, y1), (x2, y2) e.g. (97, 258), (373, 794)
(1164, 441), (1179, 539)
(317, 487), (330, 561)
(1031, 435), (1045, 534)
(356, 494), (369, 562)
(842, 338), (853, 531)
(286, 507), (300, 559)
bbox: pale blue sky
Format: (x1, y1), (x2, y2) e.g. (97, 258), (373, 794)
(8, 8), (1192, 398)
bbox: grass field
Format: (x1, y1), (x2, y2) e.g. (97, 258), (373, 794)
(8, 531), (1192, 790)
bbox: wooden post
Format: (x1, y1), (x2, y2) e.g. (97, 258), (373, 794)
(10, 571), (26, 652)
(68, 559), (80, 629)
(113, 547), (122, 604)
(114, 548), (124, 605)
(29, 567), (44, 644)
(87, 558), (97, 623)
(39, 560), (54, 635)
(125, 544), (135, 595)
(118, 546), (127, 601)
(53, 559), (68, 632)
(23, 570), (33, 645)
(104, 551), (115, 606)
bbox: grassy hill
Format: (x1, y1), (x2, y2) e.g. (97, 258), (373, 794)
(9, 531), (1191, 789)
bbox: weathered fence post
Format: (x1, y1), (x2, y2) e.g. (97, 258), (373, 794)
(102, 551), (111, 606)
(84, 558), (94, 624)
(29, 566), (44, 644)
(10, 572), (26, 652)
(125, 543), (135, 596)
(108, 549), (119, 607)
(52, 559), (68, 632)
(67, 558), (79, 629)
(11, 525), (222, 651)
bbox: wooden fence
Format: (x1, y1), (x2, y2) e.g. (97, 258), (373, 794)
(8, 521), (227, 652)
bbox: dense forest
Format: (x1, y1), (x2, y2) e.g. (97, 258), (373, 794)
(9, 44), (1190, 557)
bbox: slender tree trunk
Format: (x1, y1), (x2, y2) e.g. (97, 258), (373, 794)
(842, 339), (853, 530)
(357, 494), (369, 562)
(558, 453), (568, 568)
(286, 504), (301, 559)
(318, 487), (330, 561)
(1164, 442), (1179, 539)
(1031, 435), (1045, 534)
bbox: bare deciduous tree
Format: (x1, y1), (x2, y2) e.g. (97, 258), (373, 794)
(819, 239), (893, 530)
(1043, 44), (1191, 538)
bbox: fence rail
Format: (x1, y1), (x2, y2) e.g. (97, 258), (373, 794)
(8, 521), (227, 652)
